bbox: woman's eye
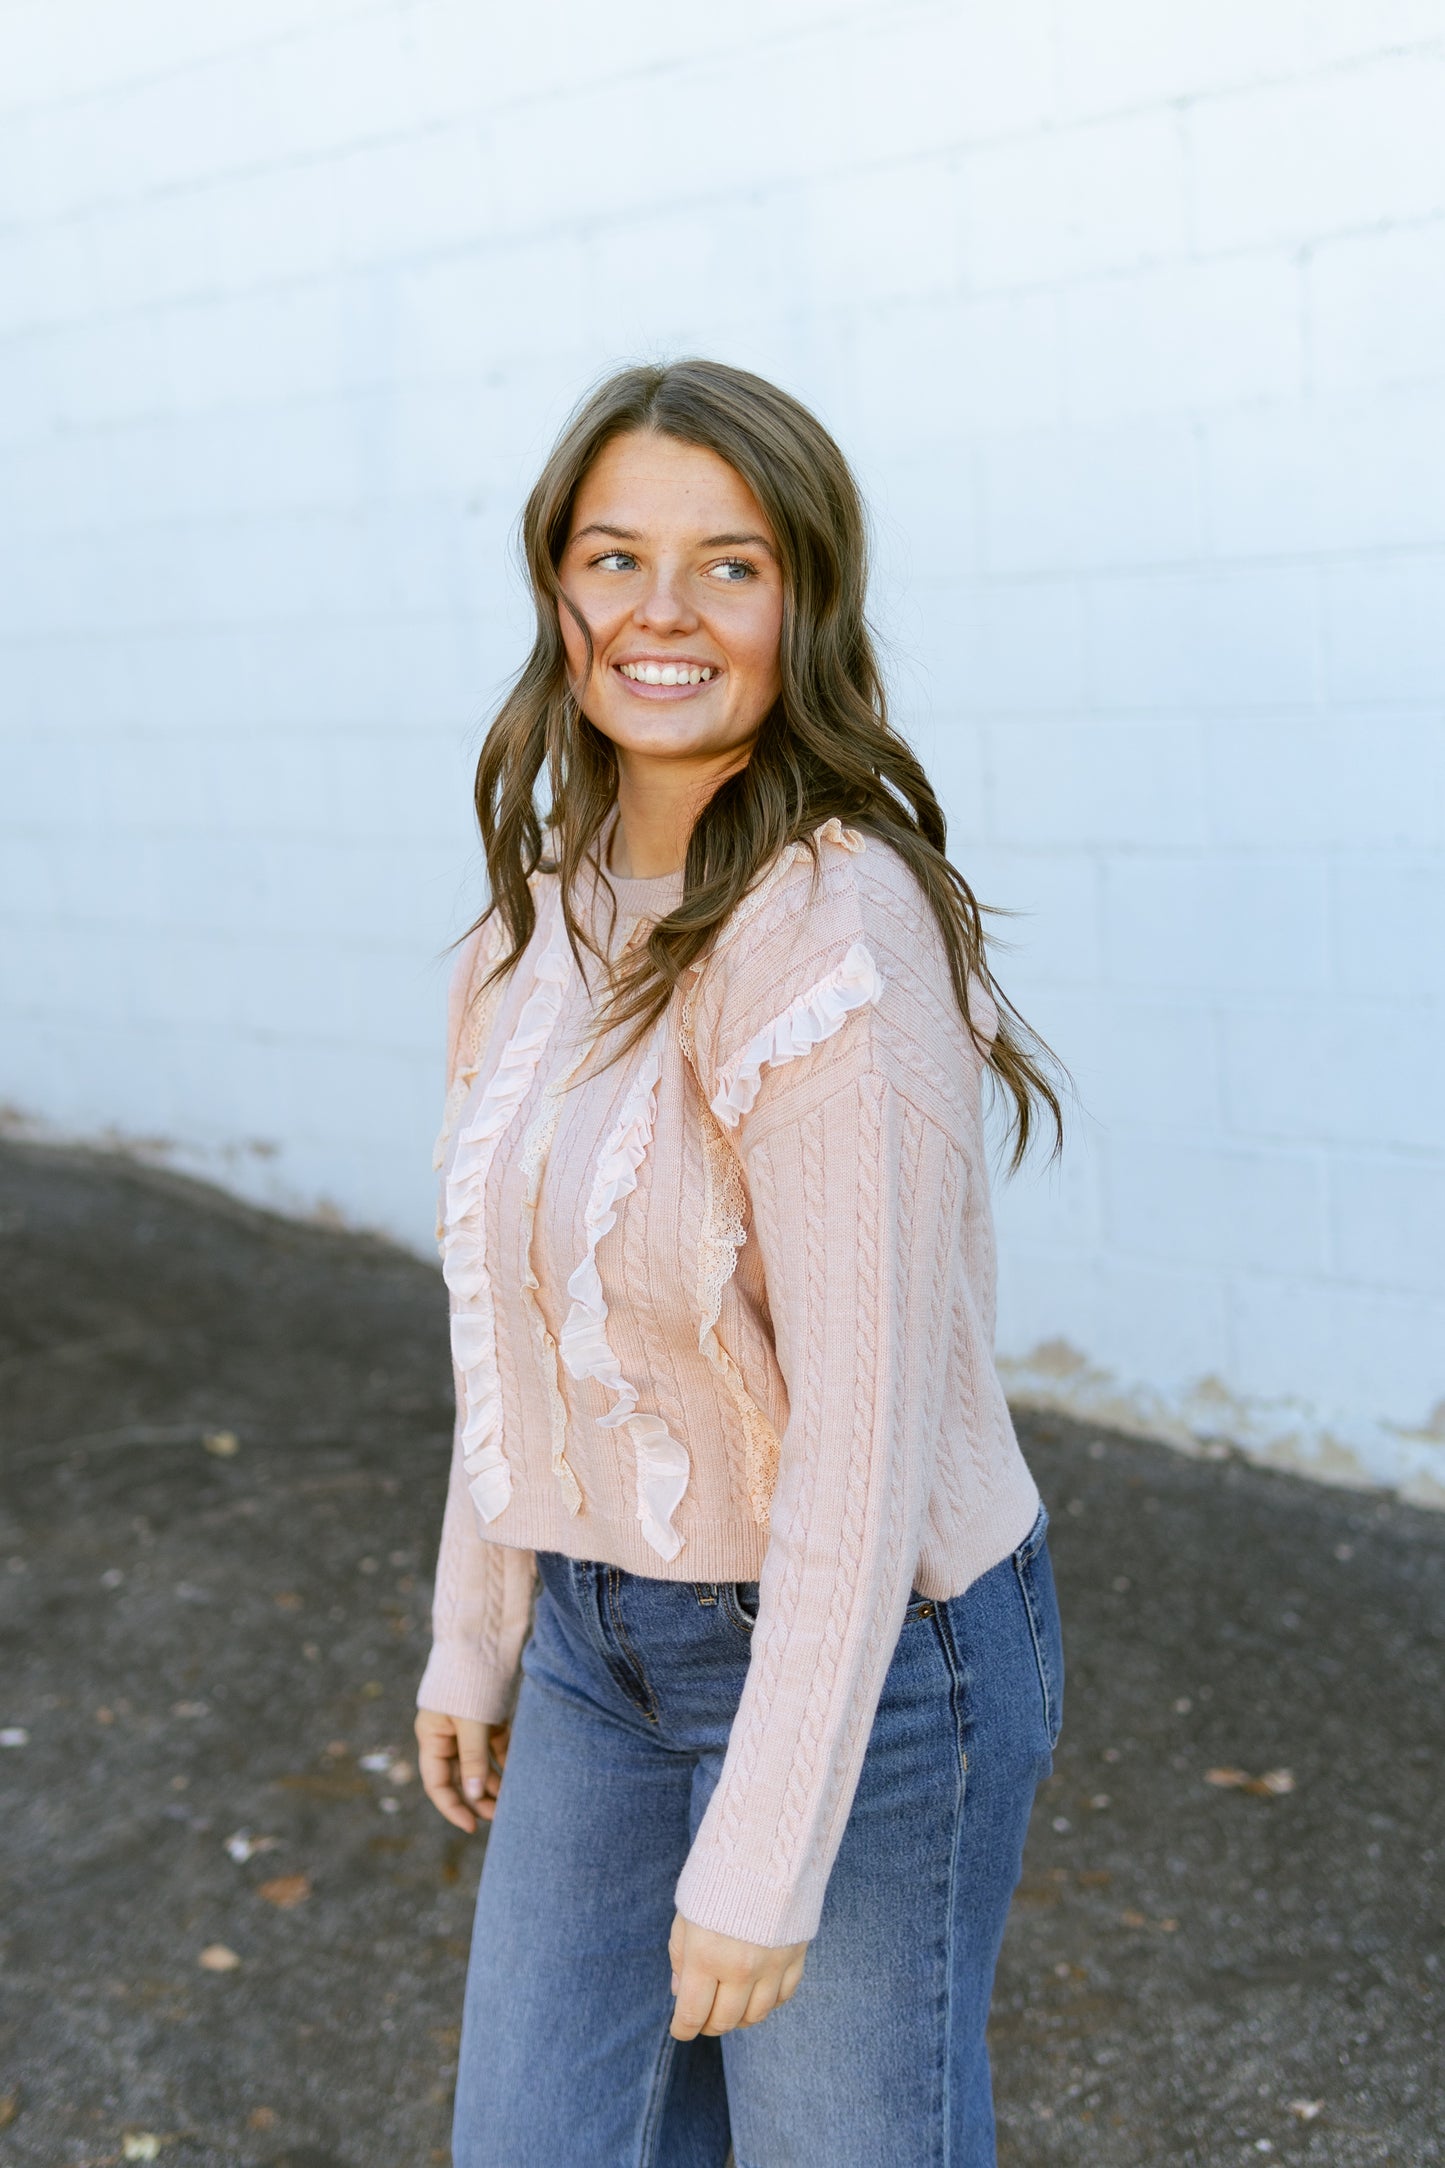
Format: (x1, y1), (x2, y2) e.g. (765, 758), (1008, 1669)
(594, 551), (637, 572)
(710, 558), (755, 583)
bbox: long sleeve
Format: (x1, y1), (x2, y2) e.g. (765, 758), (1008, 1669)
(417, 920), (537, 1724)
(416, 1381), (537, 1723)
(674, 843), (984, 1946)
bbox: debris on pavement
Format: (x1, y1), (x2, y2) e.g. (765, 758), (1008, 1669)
(224, 1830), (282, 1864)
(1204, 1765), (1297, 1796)
(257, 1874), (311, 1909)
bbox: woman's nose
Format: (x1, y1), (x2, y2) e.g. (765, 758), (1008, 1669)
(633, 569), (698, 632)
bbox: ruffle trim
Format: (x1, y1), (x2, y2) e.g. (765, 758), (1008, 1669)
(559, 1014), (689, 1560)
(709, 939), (885, 1131)
(441, 893), (572, 1523)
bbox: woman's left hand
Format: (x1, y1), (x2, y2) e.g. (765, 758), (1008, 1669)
(668, 1912), (808, 2039)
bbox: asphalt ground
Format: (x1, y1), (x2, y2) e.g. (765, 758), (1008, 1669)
(0, 1138), (1440, 2167)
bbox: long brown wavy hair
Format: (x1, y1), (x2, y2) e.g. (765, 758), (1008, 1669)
(469, 358), (1064, 1168)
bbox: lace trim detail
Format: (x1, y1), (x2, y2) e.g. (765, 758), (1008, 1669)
(709, 940), (885, 1131)
(516, 1029), (591, 1520)
(696, 1113), (748, 1351)
(558, 1012), (689, 1560)
(560, 1025), (667, 1412)
(678, 969), (784, 1528)
(441, 891), (570, 1524)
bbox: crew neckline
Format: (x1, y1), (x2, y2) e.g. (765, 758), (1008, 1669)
(590, 806), (686, 900)
(603, 864), (686, 899)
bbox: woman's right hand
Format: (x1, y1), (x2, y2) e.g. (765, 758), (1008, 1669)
(415, 1707), (510, 1833)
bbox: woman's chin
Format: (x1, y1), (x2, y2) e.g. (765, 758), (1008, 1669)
(592, 709), (747, 766)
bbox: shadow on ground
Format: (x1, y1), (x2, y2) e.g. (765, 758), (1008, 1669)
(0, 1141), (1440, 2166)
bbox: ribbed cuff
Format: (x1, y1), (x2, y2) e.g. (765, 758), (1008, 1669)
(415, 1642), (519, 1727)
(674, 1841), (823, 1950)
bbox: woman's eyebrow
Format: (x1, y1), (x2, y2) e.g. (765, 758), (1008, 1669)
(700, 531), (775, 553)
(569, 521), (777, 556)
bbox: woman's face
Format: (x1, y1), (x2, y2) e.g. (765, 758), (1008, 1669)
(557, 430), (784, 775)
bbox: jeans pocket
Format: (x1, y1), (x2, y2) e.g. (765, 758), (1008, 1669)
(1012, 1507), (1064, 1751)
(722, 1580), (760, 1633)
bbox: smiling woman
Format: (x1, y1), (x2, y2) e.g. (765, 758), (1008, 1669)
(555, 429), (785, 874)
(413, 359), (1067, 2168)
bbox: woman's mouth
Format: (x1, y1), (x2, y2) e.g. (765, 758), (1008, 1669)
(615, 659), (719, 695)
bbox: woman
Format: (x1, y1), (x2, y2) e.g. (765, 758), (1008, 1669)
(415, 359), (1065, 2168)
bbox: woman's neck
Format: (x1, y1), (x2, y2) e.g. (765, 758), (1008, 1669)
(607, 749), (752, 878)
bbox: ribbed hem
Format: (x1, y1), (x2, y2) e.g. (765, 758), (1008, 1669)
(917, 1464), (1043, 1602)
(415, 1643), (518, 1727)
(467, 1508), (773, 1584)
(674, 1845), (825, 1949)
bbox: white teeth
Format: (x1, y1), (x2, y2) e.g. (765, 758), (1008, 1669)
(619, 662), (716, 683)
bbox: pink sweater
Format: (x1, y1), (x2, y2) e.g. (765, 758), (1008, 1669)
(417, 815), (1040, 1946)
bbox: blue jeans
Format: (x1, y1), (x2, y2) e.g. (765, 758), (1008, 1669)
(452, 1506), (1063, 2168)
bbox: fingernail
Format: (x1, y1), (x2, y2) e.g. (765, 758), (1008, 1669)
(463, 1776), (483, 1801)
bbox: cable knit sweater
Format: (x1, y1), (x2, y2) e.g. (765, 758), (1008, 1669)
(417, 813), (1040, 1947)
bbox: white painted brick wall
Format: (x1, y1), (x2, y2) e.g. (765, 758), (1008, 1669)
(2, 0), (1442, 1499)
